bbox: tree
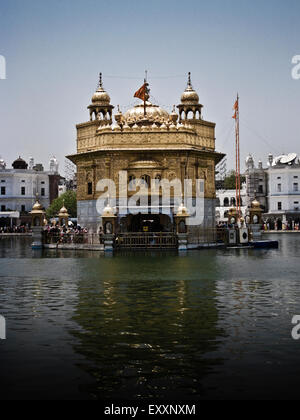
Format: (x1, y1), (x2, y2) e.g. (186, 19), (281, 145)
(46, 191), (77, 219)
(224, 170), (246, 190)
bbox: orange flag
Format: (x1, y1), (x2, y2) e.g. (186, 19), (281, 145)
(134, 83), (148, 101)
(232, 99), (238, 119)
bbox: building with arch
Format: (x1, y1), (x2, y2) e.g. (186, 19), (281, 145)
(67, 73), (225, 244)
(0, 156), (62, 227)
(215, 183), (248, 223)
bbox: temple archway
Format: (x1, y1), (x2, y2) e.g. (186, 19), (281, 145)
(120, 213), (173, 233)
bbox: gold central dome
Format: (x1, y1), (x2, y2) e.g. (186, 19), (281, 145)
(124, 102), (170, 125)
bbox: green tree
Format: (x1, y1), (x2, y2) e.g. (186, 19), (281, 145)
(46, 191), (77, 219)
(224, 170), (246, 190)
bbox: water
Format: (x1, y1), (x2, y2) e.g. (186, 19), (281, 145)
(0, 235), (300, 400)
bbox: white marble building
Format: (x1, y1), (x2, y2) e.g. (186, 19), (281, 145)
(0, 156), (60, 226)
(216, 183), (247, 223)
(244, 153), (300, 229)
(265, 153), (300, 227)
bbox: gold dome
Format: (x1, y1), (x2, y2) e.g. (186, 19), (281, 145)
(92, 88), (110, 105)
(181, 72), (200, 105)
(181, 87), (199, 104)
(58, 200), (69, 217)
(251, 198), (261, 209)
(102, 203), (116, 218)
(31, 198), (44, 214)
(59, 205), (69, 216)
(32, 201), (43, 211)
(124, 102), (169, 125)
(176, 203), (189, 217)
(91, 73), (111, 105)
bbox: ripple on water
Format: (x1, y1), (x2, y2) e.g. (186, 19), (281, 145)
(1, 235), (300, 399)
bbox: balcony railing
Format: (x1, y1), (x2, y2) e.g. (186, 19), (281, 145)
(116, 233), (178, 249)
(44, 232), (101, 245)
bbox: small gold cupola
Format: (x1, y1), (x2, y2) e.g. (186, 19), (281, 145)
(88, 73), (114, 123)
(177, 72), (203, 122)
(58, 200), (69, 227)
(30, 195), (45, 227)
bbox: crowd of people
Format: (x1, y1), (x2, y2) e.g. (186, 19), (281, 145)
(263, 221), (300, 231)
(0, 225), (30, 234)
(43, 222), (93, 245)
(44, 222), (88, 235)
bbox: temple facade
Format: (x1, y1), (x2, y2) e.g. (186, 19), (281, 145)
(68, 73), (225, 245)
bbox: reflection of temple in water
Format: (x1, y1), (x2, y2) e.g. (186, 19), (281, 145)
(69, 256), (226, 400)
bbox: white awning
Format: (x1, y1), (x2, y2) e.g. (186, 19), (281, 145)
(0, 212), (20, 219)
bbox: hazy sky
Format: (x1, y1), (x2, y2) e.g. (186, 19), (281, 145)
(0, 0), (299, 174)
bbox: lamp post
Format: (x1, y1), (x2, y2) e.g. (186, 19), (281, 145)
(101, 202), (116, 252)
(174, 203), (189, 251)
(58, 201), (69, 227)
(249, 198), (263, 241)
(30, 196), (45, 249)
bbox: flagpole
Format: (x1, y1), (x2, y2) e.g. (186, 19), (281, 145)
(235, 101), (238, 218)
(232, 95), (241, 220)
(237, 94), (241, 219)
(235, 94), (241, 219)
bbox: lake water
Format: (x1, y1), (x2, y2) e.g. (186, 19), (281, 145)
(0, 234), (300, 400)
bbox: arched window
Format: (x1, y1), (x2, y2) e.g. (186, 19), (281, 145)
(230, 197), (236, 207)
(224, 197), (229, 207)
(104, 222), (113, 234)
(129, 175), (136, 186)
(154, 174), (161, 187)
(186, 110), (193, 119)
(141, 175), (151, 188)
(178, 220), (187, 234)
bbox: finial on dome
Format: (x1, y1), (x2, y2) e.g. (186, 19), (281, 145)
(170, 105), (178, 123)
(98, 72), (103, 89)
(188, 72), (192, 87)
(91, 73), (111, 106)
(115, 105), (123, 125)
(179, 73), (200, 106)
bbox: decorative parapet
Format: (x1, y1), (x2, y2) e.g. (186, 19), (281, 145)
(77, 127), (215, 153)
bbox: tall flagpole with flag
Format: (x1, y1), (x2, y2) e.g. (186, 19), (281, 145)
(233, 95), (241, 219)
(134, 71), (149, 117)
